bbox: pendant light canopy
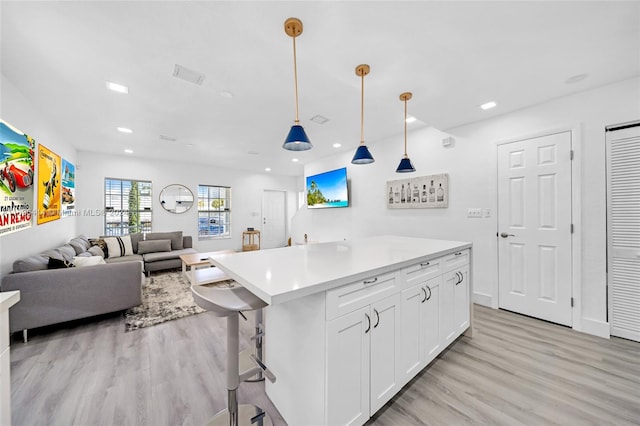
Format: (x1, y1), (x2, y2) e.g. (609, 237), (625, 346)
(283, 17), (312, 151)
(351, 64), (375, 164)
(395, 92), (416, 173)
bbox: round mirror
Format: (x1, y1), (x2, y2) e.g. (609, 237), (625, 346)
(159, 184), (194, 214)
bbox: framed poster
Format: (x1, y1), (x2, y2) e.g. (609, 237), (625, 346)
(0, 119), (35, 236)
(387, 173), (449, 209)
(37, 144), (61, 224)
(61, 158), (76, 217)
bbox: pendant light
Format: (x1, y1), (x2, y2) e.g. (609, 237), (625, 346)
(396, 92), (416, 173)
(351, 64), (375, 164)
(283, 17), (312, 151)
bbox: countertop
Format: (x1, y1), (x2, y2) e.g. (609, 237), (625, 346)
(211, 235), (471, 305)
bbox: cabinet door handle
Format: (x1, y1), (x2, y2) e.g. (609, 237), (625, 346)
(455, 271), (463, 285)
(373, 309), (380, 328)
(425, 285), (432, 301)
(364, 277), (378, 285)
(420, 261), (430, 267)
(364, 313), (371, 333)
(454, 252), (463, 256)
(421, 287), (428, 303)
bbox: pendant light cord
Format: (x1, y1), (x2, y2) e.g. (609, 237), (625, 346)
(404, 98), (408, 156)
(360, 72), (365, 145)
(293, 37), (300, 124)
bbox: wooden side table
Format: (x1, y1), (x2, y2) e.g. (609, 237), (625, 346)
(242, 230), (261, 251)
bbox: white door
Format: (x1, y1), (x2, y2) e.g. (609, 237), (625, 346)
(607, 123), (640, 342)
(262, 190), (286, 249)
(326, 306), (370, 426)
(497, 131), (573, 326)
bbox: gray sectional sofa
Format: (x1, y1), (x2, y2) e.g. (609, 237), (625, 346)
(0, 231), (196, 339)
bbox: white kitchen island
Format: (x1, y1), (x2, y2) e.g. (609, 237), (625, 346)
(211, 235), (472, 426)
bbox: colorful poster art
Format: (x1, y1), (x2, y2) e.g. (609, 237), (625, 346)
(61, 159), (76, 217)
(0, 119), (35, 236)
(37, 144), (61, 224)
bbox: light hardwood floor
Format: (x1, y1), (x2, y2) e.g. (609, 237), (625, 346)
(10, 305), (640, 425)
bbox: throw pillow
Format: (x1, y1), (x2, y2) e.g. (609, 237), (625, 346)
(103, 236), (134, 259)
(88, 245), (105, 258)
(73, 256), (107, 267)
(89, 238), (109, 258)
(68, 236), (91, 255)
(145, 231), (183, 250)
(137, 239), (172, 255)
(48, 257), (74, 269)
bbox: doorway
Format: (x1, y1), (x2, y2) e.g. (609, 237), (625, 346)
(262, 190), (287, 249)
(497, 131), (573, 326)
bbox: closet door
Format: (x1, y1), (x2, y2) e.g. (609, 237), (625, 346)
(607, 122), (640, 342)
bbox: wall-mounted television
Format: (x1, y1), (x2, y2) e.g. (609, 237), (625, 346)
(306, 167), (349, 209)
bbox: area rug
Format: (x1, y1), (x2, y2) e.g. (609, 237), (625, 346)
(123, 269), (235, 331)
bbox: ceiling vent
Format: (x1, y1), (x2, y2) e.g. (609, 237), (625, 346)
(173, 64), (205, 85)
(310, 115), (329, 124)
(159, 135), (177, 142)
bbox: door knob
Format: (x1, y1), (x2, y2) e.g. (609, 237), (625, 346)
(500, 232), (515, 238)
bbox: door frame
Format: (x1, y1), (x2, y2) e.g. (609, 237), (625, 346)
(494, 124), (583, 332)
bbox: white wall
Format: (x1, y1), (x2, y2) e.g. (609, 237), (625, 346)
(292, 77), (640, 337)
(0, 74), (78, 277)
(76, 151), (299, 252)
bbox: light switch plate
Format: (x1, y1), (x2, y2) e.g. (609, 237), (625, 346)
(467, 208), (482, 218)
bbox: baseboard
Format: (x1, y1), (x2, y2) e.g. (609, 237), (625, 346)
(579, 317), (610, 339)
(473, 291), (494, 308)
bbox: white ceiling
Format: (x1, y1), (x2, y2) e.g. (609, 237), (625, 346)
(2, 1), (639, 176)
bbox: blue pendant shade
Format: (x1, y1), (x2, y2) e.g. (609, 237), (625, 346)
(283, 124), (313, 151)
(396, 156), (415, 173)
(351, 145), (375, 164)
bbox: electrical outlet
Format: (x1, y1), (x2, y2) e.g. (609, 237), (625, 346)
(467, 208), (482, 218)
(484, 208), (491, 218)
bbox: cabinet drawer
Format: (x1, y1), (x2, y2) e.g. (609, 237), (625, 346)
(442, 249), (470, 272)
(326, 271), (398, 321)
(404, 259), (442, 287)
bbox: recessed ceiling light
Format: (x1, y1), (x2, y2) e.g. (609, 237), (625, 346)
(291, 158), (299, 162)
(173, 64), (205, 85)
(480, 101), (497, 110)
(405, 116), (417, 123)
(106, 81), (129, 94)
(332, 143), (342, 148)
(310, 115), (329, 124)
(565, 73), (588, 84)
(220, 90), (234, 99)
(265, 167), (272, 172)
(248, 150), (260, 155)
(124, 149), (134, 154)
(117, 127), (133, 134)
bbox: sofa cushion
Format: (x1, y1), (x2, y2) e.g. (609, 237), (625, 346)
(104, 254), (143, 264)
(104, 236), (134, 258)
(41, 245), (76, 262)
(13, 255), (49, 273)
(48, 258), (74, 269)
(68, 236), (91, 255)
(143, 247), (195, 263)
(129, 232), (144, 253)
(88, 245), (105, 257)
(73, 256), (106, 267)
(146, 231), (183, 250)
(137, 239), (172, 255)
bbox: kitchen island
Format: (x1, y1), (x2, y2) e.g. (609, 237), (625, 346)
(211, 235), (472, 426)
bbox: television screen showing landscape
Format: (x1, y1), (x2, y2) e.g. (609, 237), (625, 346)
(306, 167), (348, 209)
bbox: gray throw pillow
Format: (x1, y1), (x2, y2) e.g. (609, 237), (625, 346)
(145, 231), (183, 250)
(13, 255), (49, 273)
(88, 245), (105, 258)
(129, 232), (144, 253)
(68, 237), (91, 255)
(137, 239), (172, 254)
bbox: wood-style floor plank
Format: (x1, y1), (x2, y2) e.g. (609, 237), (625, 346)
(10, 305), (640, 425)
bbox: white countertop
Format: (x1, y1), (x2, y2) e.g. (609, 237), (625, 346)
(211, 235), (471, 305)
(0, 291), (20, 312)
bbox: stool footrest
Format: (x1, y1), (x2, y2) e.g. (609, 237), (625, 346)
(206, 404), (272, 426)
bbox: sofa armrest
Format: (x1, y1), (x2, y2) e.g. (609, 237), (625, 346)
(183, 235), (193, 249)
(1, 261), (142, 333)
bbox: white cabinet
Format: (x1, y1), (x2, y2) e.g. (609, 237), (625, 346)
(327, 306), (370, 426)
(326, 275), (402, 423)
(441, 264), (470, 346)
(400, 276), (441, 385)
(1, 291), (20, 426)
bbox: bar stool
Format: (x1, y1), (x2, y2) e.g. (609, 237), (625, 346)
(192, 284), (276, 426)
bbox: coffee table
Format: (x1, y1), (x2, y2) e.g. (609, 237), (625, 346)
(179, 250), (235, 286)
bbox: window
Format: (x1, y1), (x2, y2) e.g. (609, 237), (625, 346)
(198, 184), (231, 238)
(104, 178), (152, 236)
